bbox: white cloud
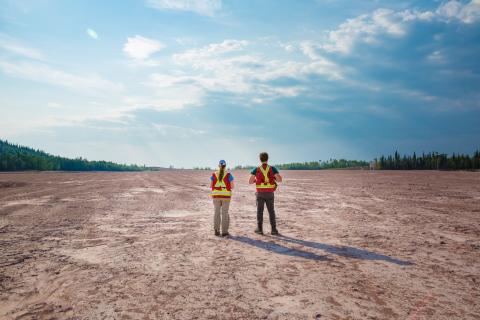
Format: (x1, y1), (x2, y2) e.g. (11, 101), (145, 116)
(86, 28), (99, 40)
(148, 38), (344, 108)
(321, 9), (406, 54)
(123, 35), (165, 60)
(372, 9), (406, 36)
(321, 0), (480, 54)
(173, 39), (248, 67)
(146, 0), (222, 17)
(300, 41), (323, 60)
(0, 34), (44, 60)
(400, 9), (435, 22)
(302, 59), (343, 81)
(436, 0), (480, 24)
(279, 42), (295, 52)
(0, 60), (123, 93)
(171, 41), (269, 94)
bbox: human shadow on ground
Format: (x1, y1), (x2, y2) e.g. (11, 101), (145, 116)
(228, 235), (331, 262)
(276, 235), (413, 266)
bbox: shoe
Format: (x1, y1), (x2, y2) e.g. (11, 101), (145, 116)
(215, 230), (220, 236)
(271, 228), (279, 236)
(221, 232), (230, 237)
(254, 228), (263, 235)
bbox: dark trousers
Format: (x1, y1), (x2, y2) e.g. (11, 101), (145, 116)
(256, 192), (276, 230)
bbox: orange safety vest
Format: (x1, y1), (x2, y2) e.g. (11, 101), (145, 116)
(211, 171), (232, 199)
(255, 165), (277, 192)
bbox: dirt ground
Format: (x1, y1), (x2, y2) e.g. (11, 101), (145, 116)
(0, 170), (479, 319)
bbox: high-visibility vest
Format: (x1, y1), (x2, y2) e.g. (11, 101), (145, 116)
(211, 171), (232, 198)
(256, 165), (276, 192)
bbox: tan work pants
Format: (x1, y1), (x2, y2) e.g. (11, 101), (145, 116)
(213, 198), (230, 234)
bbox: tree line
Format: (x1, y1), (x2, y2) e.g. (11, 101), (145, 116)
(275, 159), (369, 170)
(2, 139), (478, 172)
(234, 151), (480, 171)
(374, 151), (480, 170)
(235, 159), (369, 170)
(0, 140), (145, 171)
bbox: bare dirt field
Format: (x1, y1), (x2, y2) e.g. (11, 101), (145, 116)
(1, 170), (479, 319)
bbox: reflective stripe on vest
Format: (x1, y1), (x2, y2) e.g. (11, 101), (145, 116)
(211, 171), (232, 197)
(256, 165), (276, 189)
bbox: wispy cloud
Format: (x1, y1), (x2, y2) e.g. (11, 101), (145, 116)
(86, 28), (99, 40)
(427, 50), (447, 64)
(146, 0), (222, 17)
(0, 60), (123, 93)
(174, 37), (198, 46)
(172, 39), (248, 67)
(366, 105), (401, 119)
(145, 38), (345, 108)
(123, 35), (165, 60)
(0, 34), (44, 60)
(47, 102), (62, 108)
(279, 42), (295, 52)
(0, 33), (123, 96)
(123, 86), (204, 111)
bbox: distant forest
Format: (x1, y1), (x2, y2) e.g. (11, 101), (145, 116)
(1, 139), (478, 172)
(235, 159), (369, 170)
(374, 151), (480, 170)
(234, 151), (480, 171)
(0, 140), (145, 171)
(275, 159), (369, 170)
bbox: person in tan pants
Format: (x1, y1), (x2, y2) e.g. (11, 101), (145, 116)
(210, 159), (234, 236)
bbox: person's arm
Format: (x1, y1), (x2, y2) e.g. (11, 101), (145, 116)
(274, 173), (282, 182)
(249, 168), (257, 184)
(273, 167), (282, 182)
(230, 181), (235, 189)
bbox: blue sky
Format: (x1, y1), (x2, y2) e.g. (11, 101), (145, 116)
(1, 0), (479, 168)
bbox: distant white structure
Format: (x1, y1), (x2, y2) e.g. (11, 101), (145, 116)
(369, 160), (376, 171)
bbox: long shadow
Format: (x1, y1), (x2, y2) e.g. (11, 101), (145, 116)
(277, 235), (413, 266)
(228, 235), (331, 262)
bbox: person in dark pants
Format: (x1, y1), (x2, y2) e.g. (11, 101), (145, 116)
(249, 152), (283, 235)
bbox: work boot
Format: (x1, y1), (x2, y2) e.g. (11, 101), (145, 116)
(221, 232), (230, 237)
(271, 228), (279, 236)
(254, 227), (263, 235)
(214, 230), (220, 236)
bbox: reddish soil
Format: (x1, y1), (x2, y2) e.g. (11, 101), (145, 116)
(0, 170), (479, 319)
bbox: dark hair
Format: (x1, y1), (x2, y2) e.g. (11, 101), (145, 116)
(259, 152), (269, 163)
(218, 164), (226, 181)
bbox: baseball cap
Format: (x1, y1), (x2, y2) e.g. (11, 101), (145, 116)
(219, 159), (226, 166)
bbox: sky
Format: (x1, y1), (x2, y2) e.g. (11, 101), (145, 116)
(0, 0), (479, 168)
